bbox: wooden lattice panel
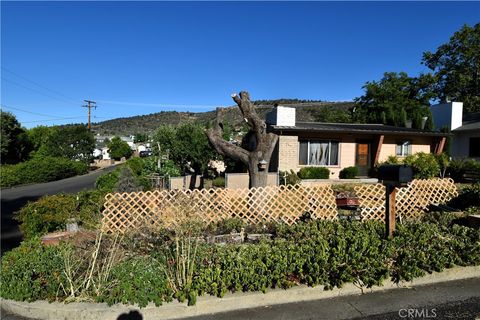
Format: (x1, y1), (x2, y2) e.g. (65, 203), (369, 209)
(101, 184), (338, 233)
(354, 178), (458, 221)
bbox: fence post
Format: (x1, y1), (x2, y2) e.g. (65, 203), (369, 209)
(385, 185), (396, 239)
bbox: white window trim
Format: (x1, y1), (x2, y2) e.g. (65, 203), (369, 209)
(396, 141), (412, 157)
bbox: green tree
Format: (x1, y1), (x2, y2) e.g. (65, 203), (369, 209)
(0, 111), (32, 164)
(422, 23), (480, 112)
(107, 137), (133, 160)
(37, 125), (95, 163)
(175, 123), (215, 174)
(354, 72), (436, 128)
(27, 126), (54, 156)
(134, 133), (149, 143)
(152, 125), (177, 157)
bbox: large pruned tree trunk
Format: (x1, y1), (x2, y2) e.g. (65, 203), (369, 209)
(206, 91), (278, 188)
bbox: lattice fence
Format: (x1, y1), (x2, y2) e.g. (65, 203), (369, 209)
(354, 178), (458, 221)
(101, 184), (338, 233)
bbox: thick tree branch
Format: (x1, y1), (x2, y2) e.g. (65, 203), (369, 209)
(206, 107), (249, 164)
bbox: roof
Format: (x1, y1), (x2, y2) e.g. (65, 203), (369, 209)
(455, 112), (480, 132)
(270, 122), (448, 137)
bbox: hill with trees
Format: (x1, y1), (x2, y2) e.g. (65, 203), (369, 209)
(91, 101), (355, 135)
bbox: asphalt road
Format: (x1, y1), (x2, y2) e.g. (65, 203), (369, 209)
(0, 165), (117, 254)
(184, 278), (480, 320)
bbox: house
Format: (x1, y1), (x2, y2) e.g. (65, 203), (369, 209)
(266, 107), (448, 178)
(430, 102), (480, 159)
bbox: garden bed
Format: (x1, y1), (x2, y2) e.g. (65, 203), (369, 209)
(1, 215), (479, 309)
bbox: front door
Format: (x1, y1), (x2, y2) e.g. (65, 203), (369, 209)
(356, 142), (371, 176)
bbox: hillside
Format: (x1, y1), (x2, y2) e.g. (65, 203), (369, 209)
(91, 101), (355, 136)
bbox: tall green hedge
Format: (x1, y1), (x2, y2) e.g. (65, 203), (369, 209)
(0, 156), (88, 188)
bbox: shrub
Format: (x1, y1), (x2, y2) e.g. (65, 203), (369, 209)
(108, 137), (133, 160)
(212, 176), (225, 188)
(95, 169), (121, 192)
(0, 238), (67, 302)
(279, 170), (301, 185)
(16, 190), (106, 239)
(447, 159), (480, 182)
(298, 167), (330, 179)
(98, 256), (173, 307)
(0, 156), (88, 188)
(448, 183), (480, 210)
(339, 166), (358, 179)
(403, 152), (440, 179)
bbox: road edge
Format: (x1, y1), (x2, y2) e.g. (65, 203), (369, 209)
(1, 265), (479, 320)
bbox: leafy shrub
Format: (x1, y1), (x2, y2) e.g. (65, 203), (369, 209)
(212, 177), (225, 188)
(95, 169), (121, 192)
(16, 190), (106, 239)
(108, 137), (133, 160)
(2, 219), (479, 306)
(98, 256), (173, 307)
(448, 183), (480, 210)
(279, 170), (301, 185)
(0, 238), (67, 301)
(298, 167), (330, 179)
(403, 152), (440, 179)
(339, 166), (358, 179)
(0, 156), (88, 188)
(448, 159), (480, 182)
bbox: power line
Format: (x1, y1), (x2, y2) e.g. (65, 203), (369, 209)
(2, 77), (79, 105)
(1, 67), (80, 104)
(21, 116), (87, 124)
(96, 99), (223, 110)
(0, 104), (82, 119)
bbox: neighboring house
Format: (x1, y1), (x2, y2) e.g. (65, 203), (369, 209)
(430, 102), (480, 159)
(266, 107), (448, 178)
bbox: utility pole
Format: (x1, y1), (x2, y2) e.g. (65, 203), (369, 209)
(82, 100), (97, 130)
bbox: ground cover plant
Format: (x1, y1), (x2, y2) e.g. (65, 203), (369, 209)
(2, 214), (479, 307)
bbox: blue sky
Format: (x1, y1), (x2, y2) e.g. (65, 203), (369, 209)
(1, 1), (479, 128)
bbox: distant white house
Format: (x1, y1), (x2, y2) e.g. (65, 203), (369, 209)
(430, 101), (480, 159)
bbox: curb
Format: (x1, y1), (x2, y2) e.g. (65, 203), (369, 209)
(2, 265), (479, 320)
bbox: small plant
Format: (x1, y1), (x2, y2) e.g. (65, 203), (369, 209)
(297, 167), (330, 179)
(339, 166), (358, 179)
(212, 176), (225, 188)
(279, 170), (301, 185)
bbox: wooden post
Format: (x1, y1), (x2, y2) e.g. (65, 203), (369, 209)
(385, 184), (396, 239)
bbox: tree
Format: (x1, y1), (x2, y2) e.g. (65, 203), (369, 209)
(153, 124), (216, 177)
(107, 137), (133, 160)
(27, 125), (54, 156)
(134, 133), (149, 143)
(206, 91), (278, 188)
(354, 72), (436, 128)
(37, 125), (95, 163)
(0, 111), (32, 164)
(422, 23), (480, 112)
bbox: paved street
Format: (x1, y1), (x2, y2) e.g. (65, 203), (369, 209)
(183, 278), (480, 320)
(0, 165), (117, 254)
(1, 278), (479, 320)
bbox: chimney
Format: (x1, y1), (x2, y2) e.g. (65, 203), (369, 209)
(265, 106), (296, 126)
(429, 102), (463, 130)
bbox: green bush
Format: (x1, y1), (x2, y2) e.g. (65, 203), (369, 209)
(0, 156), (88, 188)
(95, 169), (121, 192)
(403, 152), (440, 179)
(97, 256), (173, 307)
(279, 170), (301, 185)
(16, 190), (106, 239)
(339, 166), (358, 179)
(448, 159), (480, 182)
(0, 238), (67, 302)
(212, 177), (225, 188)
(2, 219), (479, 306)
(448, 183), (480, 210)
(297, 167), (330, 179)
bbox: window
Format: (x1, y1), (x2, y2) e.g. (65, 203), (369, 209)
(469, 137), (480, 157)
(396, 141), (412, 157)
(299, 140), (339, 166)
